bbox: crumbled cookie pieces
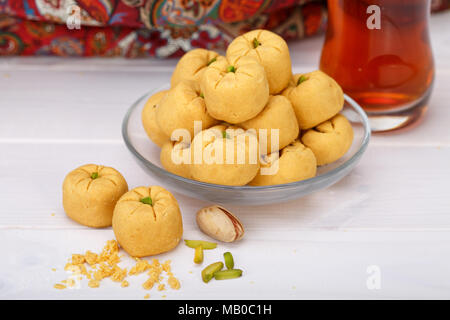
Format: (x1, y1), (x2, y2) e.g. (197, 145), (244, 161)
(53, 240), (180, 297)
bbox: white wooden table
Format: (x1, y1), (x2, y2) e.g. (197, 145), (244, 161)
(1, 11), (450, 300)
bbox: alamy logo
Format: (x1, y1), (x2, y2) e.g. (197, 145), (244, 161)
(367, 5), (381, 30)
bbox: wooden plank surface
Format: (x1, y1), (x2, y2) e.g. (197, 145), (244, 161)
(1, 10), (450, 299)
(2, 229), (450, 299)
(0, 143), (449, 230)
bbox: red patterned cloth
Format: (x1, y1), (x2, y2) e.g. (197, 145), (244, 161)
(0, 0), (448, 58)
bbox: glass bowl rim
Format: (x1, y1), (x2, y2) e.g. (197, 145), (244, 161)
(122, 88), (371, 191)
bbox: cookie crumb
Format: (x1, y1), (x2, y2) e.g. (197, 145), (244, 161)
(142, 278), (155, 290)
(84, 251), (98, 265)
(53, 239), (180, 296)
(111, 266), (127, 282)
(71, 254), (86, 265)
(54, 284), (66, 290)
(168, 276), (180, 290)
(144, 294), (150, 299)
(129, 258), (150, 275)
(66, 278), (76, 288)
(162, 260), (171, 272)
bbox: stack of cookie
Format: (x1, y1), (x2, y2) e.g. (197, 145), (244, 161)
(142, 30), (354, 186)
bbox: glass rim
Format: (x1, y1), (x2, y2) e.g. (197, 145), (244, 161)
(122, 88), (371, 192)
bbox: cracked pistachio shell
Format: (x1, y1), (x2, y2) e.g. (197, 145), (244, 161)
(196, 205), (244, 243)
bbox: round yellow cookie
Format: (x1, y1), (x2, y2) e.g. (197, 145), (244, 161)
(112, 186), (183, 257)
(227, 29), (292, 94)
(141, 90), (169, 147)
(201, 56), (269, 124)
(240, 95), (299, 154)
(63, 164), (128, 228)
(190, 125), (260, 186)
(301, 114), (354, 166)
(156, 80), (218, 139)
(171, 49), (220, 87)
(160, 140), (192, 179)
(250, 140), (317, 186)
(282, 70), (344, 129)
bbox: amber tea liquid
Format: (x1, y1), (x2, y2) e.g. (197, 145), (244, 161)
(320, 0), (434, 132)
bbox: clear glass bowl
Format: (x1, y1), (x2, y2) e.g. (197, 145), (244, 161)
(122, 86), (371, 205)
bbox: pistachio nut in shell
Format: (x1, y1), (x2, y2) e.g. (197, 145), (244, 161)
(196, 205), (244, 243)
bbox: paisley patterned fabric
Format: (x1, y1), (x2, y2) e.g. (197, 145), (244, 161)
(0, 0), (448, 58)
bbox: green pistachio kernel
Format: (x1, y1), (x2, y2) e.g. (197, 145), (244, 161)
(223, 252), (234, 270)
(297, 75), (308, 86)
(227, 65), (236, 73)
(194, 246), (204, 264)
(202, 262), (224, 283)
(213, 269), (243, 280)
(91, 172), (99, 179)
(140, 197), (153, 206)
(222, 131), (229, 139)
(184, 240), (217, 250)
(207, 57), (217, 66)
(252, 38), (261, 48)
(200, 93), (205, 98)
